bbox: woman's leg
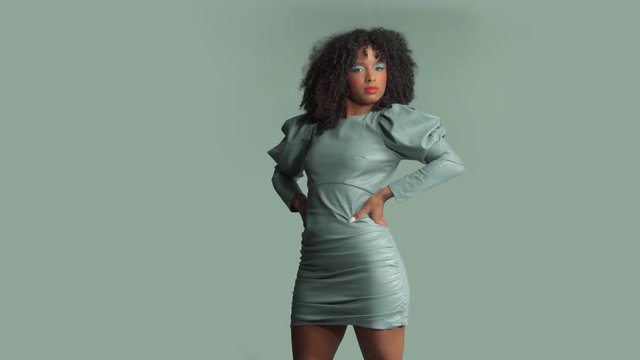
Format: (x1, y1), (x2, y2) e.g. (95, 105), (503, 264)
(353, 325), (405, 360)
(291, 324), (348, 360)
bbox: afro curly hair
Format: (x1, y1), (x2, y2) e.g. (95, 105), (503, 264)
(299, 27), (417, 135)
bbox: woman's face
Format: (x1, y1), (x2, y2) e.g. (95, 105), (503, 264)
(346, 45), (387, 109)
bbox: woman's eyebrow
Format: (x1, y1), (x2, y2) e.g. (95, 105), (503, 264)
(353, 60), (385, 65)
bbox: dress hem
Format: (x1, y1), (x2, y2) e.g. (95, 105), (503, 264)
(290, 321), (408, 330)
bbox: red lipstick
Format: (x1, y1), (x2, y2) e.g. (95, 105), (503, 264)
(364, 86), (378, 94)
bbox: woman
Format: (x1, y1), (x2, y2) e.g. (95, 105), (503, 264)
(267, 27), (465, 360)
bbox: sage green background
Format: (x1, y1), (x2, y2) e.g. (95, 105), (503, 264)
(1, 0), (638, 359)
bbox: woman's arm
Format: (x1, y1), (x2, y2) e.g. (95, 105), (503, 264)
(267, 114), (314, 212)
(271, 165), (307, 213)
(378, 104), (465, 203)
(387, 139), (465, 203)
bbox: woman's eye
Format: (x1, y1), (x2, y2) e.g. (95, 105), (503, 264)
(350, 66), (364, 72)
(375, 64), (386, 70)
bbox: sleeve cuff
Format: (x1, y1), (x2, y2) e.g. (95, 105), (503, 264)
(388, 181), (408, 204)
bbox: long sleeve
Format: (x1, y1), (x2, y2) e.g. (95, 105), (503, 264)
(378, 104), (465, 203)
(267, 115), (314, 212)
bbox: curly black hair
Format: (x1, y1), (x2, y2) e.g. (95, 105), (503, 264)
(299, 27), (417, 134)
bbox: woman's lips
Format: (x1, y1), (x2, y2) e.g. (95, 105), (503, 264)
(364, 86), (378, 94)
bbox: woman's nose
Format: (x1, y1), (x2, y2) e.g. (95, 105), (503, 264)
(365, 70), (376, 82)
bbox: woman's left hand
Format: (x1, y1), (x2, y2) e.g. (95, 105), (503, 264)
(349, 186), (394, 228)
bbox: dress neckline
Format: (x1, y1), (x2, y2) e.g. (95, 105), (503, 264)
(341, 110), (380, 121)
(342, 113), (367, 120)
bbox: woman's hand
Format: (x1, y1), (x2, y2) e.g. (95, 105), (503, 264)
(349, 186), (394, 228)
(290, 193), (308, 228)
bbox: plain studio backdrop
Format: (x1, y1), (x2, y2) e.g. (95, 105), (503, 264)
(1, 0), (638, 359)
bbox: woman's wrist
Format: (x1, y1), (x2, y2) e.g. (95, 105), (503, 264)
(289, 193), (308, 212)
(377, 186), (394, 202)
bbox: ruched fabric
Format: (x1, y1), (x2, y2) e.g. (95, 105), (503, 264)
(267, 103), (464, 329)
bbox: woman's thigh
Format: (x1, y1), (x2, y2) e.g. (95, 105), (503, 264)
(291, 324), (348, 360)
(353, 325), (405, 360)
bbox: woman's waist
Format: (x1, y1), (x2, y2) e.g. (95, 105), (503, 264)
(306, 182), (377, 211)
(307, 180), (378, 193)
(301, 215), (392, 248)
(303, 209), (391, 235)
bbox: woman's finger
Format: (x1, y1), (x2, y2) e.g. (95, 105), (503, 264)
(349, 205), (370, 222)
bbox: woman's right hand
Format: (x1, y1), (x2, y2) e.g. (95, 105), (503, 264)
(290, 193), (308, 228)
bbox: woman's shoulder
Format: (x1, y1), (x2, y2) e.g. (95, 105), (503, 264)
(377, 103), (439, 120)
(277, 113), (316, 142)
(377, 103), (442, 129)
(282, 113), (316, 128)
(375, 103), (446, 146)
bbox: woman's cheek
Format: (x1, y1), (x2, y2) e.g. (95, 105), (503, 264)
(380, 72), (388, 88)
(346, 76), (360, 91)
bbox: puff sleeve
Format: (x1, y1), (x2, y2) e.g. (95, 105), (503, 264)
(267, 115), (314, 212)
(378, 104), (465, 203)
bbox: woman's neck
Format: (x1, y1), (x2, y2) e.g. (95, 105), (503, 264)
(345, 99), (375, 118)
